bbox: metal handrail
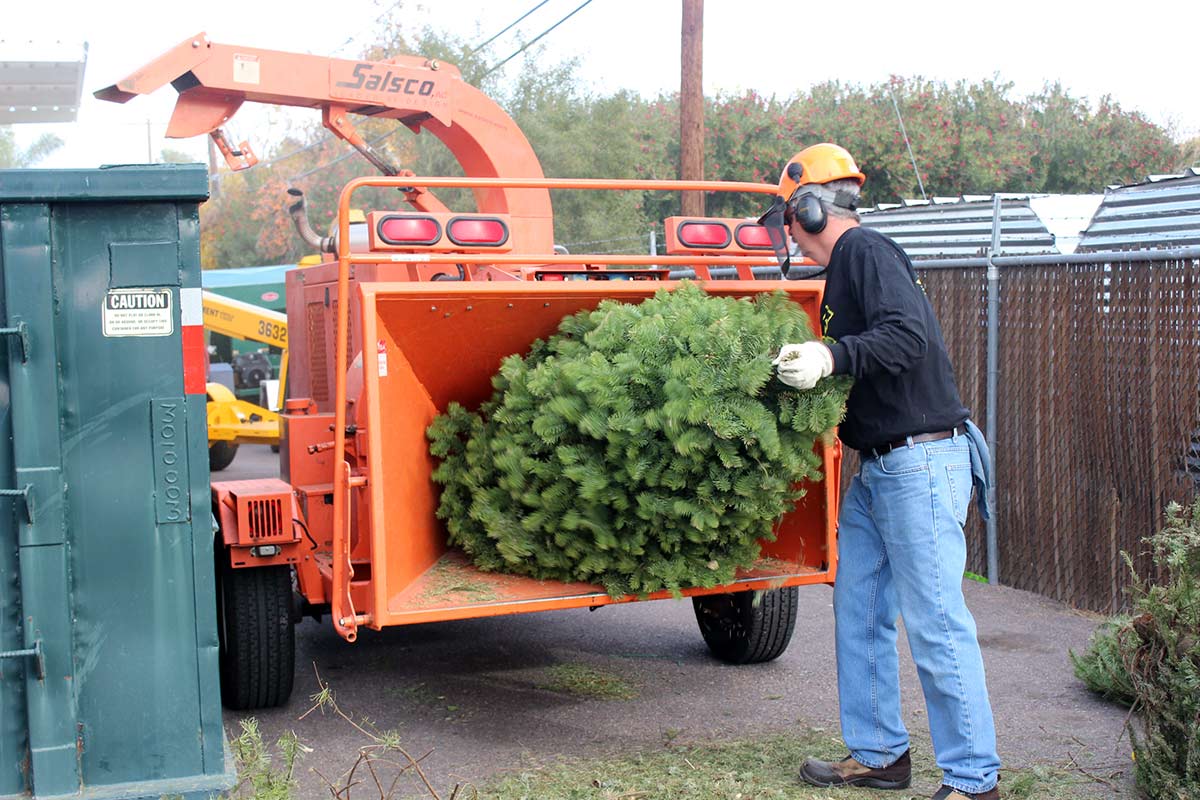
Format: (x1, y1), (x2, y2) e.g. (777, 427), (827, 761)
(0, 485), (33, 523)
(908, 245), (1200, 270)
(0, 640), (44, 680)
(0, 321), (29, 362)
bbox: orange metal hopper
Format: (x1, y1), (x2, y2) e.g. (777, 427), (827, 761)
(288, 175), (843, 644)
(340, 279), (839, 632)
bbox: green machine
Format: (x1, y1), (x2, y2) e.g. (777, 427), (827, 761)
(0, 165), (232, 798)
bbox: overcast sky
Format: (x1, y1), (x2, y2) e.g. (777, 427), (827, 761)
(7, 0), (1198, 170)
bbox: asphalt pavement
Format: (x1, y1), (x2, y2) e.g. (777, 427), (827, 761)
(219, 445), (1134, 798)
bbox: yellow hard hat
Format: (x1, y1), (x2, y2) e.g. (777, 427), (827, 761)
(756, 143), (866, 275)
(773, 143), (866, 203)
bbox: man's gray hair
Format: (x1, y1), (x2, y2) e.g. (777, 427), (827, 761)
(820, 178), (862, 222)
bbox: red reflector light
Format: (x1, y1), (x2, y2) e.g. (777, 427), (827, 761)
(378, 216), (441, 245)
(678, 222), (731, 248)
(734, 223), (773, 249)
(539, 273), (566, 281)
(447, 217), (509, 246)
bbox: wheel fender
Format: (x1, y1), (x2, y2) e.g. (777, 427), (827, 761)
(206, 381), (237, 403)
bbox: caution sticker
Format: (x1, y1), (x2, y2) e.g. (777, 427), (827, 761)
(103, 288), (174, 337)
(233, 53), (261, 85)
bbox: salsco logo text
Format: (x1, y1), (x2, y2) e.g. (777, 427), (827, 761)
(335, 64), (435, 96)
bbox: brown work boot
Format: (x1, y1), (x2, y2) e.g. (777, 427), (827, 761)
(799, 748), (911, 789)
(931, 784), (1000, 800)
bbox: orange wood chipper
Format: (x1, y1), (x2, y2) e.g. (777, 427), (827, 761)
(98, 34), (842, 710)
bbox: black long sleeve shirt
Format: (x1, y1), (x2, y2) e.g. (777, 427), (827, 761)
(821, 226), (969, 453)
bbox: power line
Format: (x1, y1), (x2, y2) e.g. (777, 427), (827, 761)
(481, 0), (596, 79)
(469, 0), (553, 54)
(288, 126), (404, 183)
(234, 2), (547, 181)
(209, 132), (339, 184)
(215, 0), (594, 183)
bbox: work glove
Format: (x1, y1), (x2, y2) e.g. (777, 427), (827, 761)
(772, 342), (833, 390)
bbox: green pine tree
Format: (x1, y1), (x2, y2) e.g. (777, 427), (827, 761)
(428, 283), (851, 597)
(1122, 501), (1200, 798)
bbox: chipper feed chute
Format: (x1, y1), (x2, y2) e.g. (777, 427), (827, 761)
(339, 279), (840, 629)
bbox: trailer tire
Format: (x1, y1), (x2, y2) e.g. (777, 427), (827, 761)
(217, 561), (296, 709)
(693, 587), (798, 664)
(209, 441), (239, 472)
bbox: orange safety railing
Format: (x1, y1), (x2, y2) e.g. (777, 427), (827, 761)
(330, 176), (785, 641)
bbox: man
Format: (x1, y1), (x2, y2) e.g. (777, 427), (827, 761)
(759, 143), (1000, 800)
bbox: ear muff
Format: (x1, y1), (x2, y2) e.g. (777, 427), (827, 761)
(788, 191), (827, 234)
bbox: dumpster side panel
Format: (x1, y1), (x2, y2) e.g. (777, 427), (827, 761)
(52, 201), (211, 785)
(183, 201), (226, 777)
(0, 165), (229, 798)
(2, 199), (81, 796)
(0, 216), (30, 800)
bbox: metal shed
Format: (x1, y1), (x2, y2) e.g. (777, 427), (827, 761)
(859, 194), (1103, 259)
(1076, 169), (1200, 252)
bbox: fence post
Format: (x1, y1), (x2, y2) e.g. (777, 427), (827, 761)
(649, 227), (657, 256)
(985, 196), (1002, 584)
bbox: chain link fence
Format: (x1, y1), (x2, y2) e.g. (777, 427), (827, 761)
(837, 250), (1200, 613)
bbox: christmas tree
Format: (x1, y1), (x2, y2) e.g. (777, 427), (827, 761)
(428, 283), (851, 597)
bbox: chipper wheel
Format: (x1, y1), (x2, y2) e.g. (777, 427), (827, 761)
(693, 587), (798, 664)
(216, 558), (296, 709)
(209, 441), (239, 472)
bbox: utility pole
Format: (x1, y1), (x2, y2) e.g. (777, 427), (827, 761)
(680, 0), (704, 216)
(208, 136), (221, 198)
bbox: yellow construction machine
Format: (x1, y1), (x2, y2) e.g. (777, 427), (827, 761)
(202, 290), (288, 470)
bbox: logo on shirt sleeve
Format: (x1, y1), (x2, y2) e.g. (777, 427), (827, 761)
(821, 303), (835, 334)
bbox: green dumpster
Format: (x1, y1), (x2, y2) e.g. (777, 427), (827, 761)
(0, 165), (232, 798)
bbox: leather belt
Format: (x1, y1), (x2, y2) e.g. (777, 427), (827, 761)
(862, 426), (962, 460)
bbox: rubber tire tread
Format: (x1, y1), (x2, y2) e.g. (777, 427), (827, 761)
(209, 441), (239, 472)
(219, 562), (296, 709)
(692, 586), (798, 664)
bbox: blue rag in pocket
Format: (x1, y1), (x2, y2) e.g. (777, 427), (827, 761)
(964, 419), (993, 520)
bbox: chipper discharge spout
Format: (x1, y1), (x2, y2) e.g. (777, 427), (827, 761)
(95, 32), (556, 254)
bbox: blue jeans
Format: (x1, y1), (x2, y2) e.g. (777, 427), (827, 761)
(833, 433), (1000, 794)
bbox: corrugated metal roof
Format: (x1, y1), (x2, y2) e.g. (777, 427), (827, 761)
(860, 196), (1060, 259)
(1076, 169), (1200, 252)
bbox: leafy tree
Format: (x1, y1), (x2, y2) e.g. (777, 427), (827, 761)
(1174, 136), (1200, 171)
(196, 11), (1181, 269)
(0, 127), (63, 168)
(160, 147), (197, 164)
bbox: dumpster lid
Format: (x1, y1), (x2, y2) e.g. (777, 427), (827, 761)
(0, 163), (209, 203)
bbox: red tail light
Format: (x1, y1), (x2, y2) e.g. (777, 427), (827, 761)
(378, 215), (441, 246)
(734, 223), (773, 250)
(447, 217), (509, 246)
(677, 221), (731, 249)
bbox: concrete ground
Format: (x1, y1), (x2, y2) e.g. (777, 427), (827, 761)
(221, 446), (1135, 798)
